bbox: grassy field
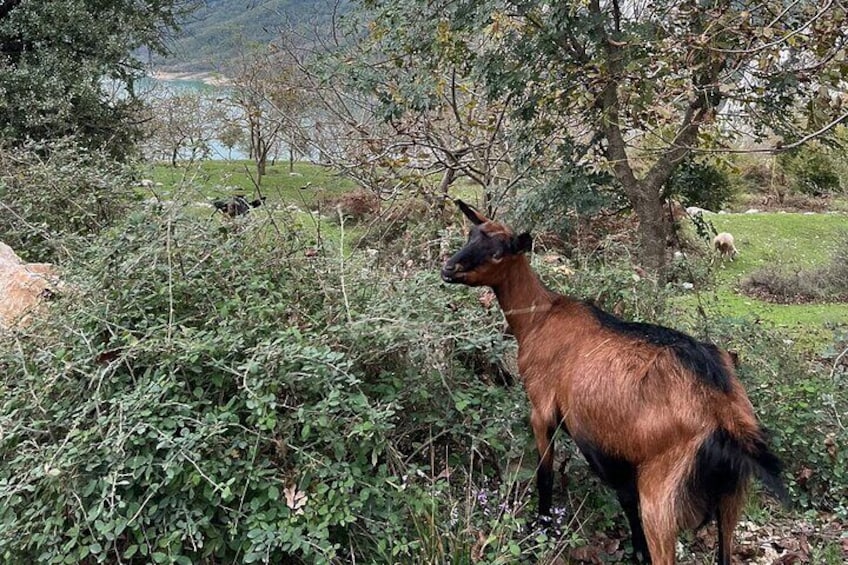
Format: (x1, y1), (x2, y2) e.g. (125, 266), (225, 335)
(143, 160), (389, 257)
(143, 160), (356, 206)
(681, 211), (848, 353)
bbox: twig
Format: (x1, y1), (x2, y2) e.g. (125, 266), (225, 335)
(165, 216), (175, 345)
(830, 345), (847, 380)
(338, 207), (352, 324)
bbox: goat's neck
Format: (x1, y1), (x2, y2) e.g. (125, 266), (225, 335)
(492, 256), (554, 343)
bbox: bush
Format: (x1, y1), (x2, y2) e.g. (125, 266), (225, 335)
(0, 138), (136, 263)
(665, 158), (735, 211)
(779, 143), (841, 196)
(741, 234), (848, 302)
(514, 160), (620, 239)
(2, 201), (846, 563)
(321, 189), (380, 223)
(0, 205), (560, 563)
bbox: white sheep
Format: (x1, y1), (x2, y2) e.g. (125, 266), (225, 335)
(713, 232), (738, 260)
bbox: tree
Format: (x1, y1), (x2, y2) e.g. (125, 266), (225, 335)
(140, 87), (225, 165)
(0, 0), (196, 158)
(275, 21), (563, 217)
(349, 0), (848, 272)
(225, 45), (305, 181)
(218, 120), (245, 160)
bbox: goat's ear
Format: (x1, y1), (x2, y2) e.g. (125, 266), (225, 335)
(455, 199), (488, 225)
(511, 232), (533, 254)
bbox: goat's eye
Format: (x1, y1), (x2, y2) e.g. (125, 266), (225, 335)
(492, 249), (504, 262)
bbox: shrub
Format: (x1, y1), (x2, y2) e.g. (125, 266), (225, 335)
(741, 234), (848, 302)
(665, 158), (735, 211)
(0, 205), (560, 563)
(0, 138), (135, 263)
(321, 189), (380, 223)
(779, 143), (841, 196)
(514, 160), (620, 239)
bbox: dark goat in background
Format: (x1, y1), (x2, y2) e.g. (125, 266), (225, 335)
(440, 200), (787, 565)
(212, 195), (265, 218)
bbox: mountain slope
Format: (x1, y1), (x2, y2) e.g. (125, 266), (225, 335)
(151, 0), (339, 71)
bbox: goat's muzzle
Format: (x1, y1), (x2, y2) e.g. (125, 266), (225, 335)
(440, 262), (464, 283)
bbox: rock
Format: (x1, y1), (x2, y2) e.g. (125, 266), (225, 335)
(0, 242), (59, 329)
(744, 208), (760, 214)
(685, 206), (713, 216)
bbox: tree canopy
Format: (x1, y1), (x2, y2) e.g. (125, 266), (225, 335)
(0, 0), (196, 157)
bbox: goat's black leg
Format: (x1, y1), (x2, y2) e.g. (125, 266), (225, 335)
(616, 486), (651, 564)
(716, 518), (728, 565)
(531, 409), (558, 517)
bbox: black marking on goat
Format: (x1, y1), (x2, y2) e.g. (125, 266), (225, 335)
(574, 437), (637, 491)
(445, 226), (507, 272)
(687, 428), (789, 532)
(747, 430), (790, 505)
(688, 429), (749, 525)
(585, 302), (731, 393)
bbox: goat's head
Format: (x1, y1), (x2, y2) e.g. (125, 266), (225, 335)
(441, 200), (532, 287)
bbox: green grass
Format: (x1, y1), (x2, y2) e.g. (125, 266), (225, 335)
(142, 160), (356, 207)
(140, 160), (366, 251)
(709, 212), (847, 274)
(680, 211), (848, 353)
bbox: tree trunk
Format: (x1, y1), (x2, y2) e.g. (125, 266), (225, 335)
(289, 146), (294, 172)
(631, 187), (669, 274)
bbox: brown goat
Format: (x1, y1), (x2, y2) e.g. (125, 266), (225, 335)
(441, 200), (787, 564)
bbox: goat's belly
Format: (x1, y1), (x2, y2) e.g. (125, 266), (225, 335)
(571, 434), (638, 490)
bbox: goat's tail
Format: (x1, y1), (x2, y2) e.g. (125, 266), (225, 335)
(746, 432), (790, 504)
(685, 428), (788, 564)
(686, 428), (789, 526)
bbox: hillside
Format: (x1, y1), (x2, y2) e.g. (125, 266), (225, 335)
(149, 0), (343, 71)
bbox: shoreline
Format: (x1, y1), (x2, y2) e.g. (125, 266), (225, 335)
(149, 70), (231, 87)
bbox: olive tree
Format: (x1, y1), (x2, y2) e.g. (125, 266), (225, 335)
(141, 88), (225, 165)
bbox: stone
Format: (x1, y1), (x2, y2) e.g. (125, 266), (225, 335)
(0, 242), (59, 329)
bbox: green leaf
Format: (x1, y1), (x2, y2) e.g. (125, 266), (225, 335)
(268, 485), (280, 501)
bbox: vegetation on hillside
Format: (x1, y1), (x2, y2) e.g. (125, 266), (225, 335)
(148, 0), (340, 71)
